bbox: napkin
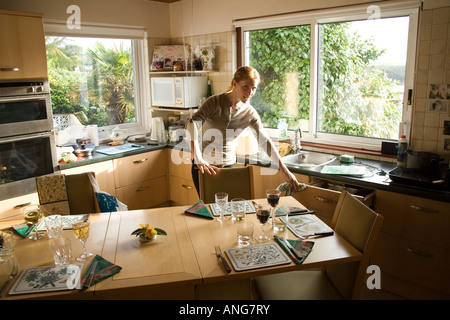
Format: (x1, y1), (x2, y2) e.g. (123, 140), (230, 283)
(11, 222), (34, 238)
(275, 204), (309, 215)
(274, 236), (314, 264)
(184, 200), (214, 219)
(80, 255), (122, 290)
(276, 181), (306, 196)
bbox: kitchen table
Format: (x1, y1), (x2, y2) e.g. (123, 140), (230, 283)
(0, 197), (361, 300)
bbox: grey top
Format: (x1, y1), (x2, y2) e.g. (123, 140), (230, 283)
(190, 93), (274, 166)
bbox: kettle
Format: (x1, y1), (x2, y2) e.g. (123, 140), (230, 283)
(110, 126), (128, 142)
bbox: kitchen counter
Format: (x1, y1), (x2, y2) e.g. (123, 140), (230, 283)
(58, 141), (450, 203)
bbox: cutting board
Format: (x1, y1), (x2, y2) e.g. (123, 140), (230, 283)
(320, 165), (366, 177)
(95, 144), (144, 155)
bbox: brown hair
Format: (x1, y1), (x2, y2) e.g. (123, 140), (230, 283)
(226, 66), (261, 93)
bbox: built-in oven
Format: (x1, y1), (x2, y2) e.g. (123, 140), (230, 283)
(0, 80), (57, 201)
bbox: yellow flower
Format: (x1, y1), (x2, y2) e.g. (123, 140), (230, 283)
(144, 226), (157, 238)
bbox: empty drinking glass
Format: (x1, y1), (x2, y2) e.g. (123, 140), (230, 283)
(231, 198), (246, 221)
(215, 192), (228, 222)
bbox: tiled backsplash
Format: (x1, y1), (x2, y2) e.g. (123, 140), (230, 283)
(412, 5), (450, 162)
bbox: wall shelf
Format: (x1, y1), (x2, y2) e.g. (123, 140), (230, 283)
(150, 106), (198, 114)
(149, 70), (216, 75)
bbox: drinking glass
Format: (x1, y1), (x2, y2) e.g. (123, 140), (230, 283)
(72, 221), (93, 261)
(215, 192), (228, 222)
(230, 198), (246, 221)
(0, 230), (14, 263)
(255, 207), (271, 242)
(266, 189), (281, 230)
(23, 204), (45, 240)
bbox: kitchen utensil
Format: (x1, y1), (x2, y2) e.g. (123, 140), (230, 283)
(0, 264), (18, 296)
(298, 231), (334, 240)
(406, 150), (443, 169)
(82, 260), (98, 290)
(214, 246), (231, 273)
(279, 236), (303, 260)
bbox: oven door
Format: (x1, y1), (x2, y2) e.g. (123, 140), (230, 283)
(0, 94), (53, 137)
(0, 131), (57, 201)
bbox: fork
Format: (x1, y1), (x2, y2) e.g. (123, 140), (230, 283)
(0, 264), (18, 296)
(215, 246), (232, 273)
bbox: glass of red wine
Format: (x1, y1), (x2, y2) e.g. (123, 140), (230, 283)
(256, 207), (271, 242)
(266, 189), (281, 230)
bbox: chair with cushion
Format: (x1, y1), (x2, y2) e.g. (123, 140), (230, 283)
(252, 190), (384, 300)
(198, 166), (253, 203)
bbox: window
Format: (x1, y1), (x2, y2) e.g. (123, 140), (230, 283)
(44, 23), (149, 138)
(239, 1), (419, 150)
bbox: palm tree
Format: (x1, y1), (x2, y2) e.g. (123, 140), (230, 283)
(87, 43), (135, 125)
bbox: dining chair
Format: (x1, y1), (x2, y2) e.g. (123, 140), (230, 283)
(36, 172), (100, 215)
(198, 166), (253, 203)
(252, 190), (384, 300)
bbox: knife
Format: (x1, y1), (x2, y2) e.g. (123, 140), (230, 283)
(0, 264), (18, 296)
(288, 210), (315, 216)
(299, 231), (334, 239)
(82, 261), (98, 290)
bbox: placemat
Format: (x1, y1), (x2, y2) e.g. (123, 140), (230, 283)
(210, 201), (255, 217)
(225, 243), (291, 271)
(285, 214), (334, 238)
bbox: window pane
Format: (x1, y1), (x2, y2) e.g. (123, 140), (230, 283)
(317, 17), (409, 139)
(46, 36), (136, 128)
(244, 25), (311, 130)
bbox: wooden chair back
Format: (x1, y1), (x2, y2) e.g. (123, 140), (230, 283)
(327, 190), (384, 299)
(199, 166), (252, 203)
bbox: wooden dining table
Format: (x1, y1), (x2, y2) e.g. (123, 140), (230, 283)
(0, 196), (362, 300)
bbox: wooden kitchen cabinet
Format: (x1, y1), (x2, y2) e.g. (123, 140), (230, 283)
(372, 189), (450, 299)
(168, 149), (199, 206)
(0, 10), (48, 80)
(0, 193), (39, 221)
(113, 149), (169, 209)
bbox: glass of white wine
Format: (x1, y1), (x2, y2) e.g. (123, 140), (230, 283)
(72, 221), (93, 261)
(23, 204), (44, 240)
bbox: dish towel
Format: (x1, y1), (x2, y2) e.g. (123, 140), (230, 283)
(276, 182), (306, 196)
(80, 255), (122, 290)
(274, 236), (314, 264)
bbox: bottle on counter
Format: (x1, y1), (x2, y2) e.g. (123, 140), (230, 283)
(206, 80), (212, 97)
(277, 118), (288, 141)
(397, 135), (408, 167)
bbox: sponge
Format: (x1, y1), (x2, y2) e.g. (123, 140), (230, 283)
(339, 154), (354, 164)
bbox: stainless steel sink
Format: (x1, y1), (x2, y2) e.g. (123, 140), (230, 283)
(282, 151), (336, 167)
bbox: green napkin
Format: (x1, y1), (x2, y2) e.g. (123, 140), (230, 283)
(11, 222), (34, 238)
(184, 200), (214, 219)
(274, 236), (314, 264)
(80, 255), (122, 290)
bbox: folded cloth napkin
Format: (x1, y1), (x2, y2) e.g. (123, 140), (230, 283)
(274, 236), (314, 264)
(11, 222), (34, 238)
(275, 204), (308, 215)
(276, 182), (306, 196)
(80, 254), (122, 290)
(184, 200), (214, 219)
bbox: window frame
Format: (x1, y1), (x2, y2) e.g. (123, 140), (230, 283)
(236, 0), (420, 151)
(44, 21), (150, 140)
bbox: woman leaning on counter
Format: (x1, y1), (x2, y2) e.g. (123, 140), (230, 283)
(186, 66), (300, 195)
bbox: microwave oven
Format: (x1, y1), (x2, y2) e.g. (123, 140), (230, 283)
(151, 76), (207, 109)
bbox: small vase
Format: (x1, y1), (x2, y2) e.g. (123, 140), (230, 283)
(139, 235), (157, 243)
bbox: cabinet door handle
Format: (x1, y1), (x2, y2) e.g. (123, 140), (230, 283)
(315, 196), (337, 204)
(410, 205), (439, 214)
(133, 158), (148, 164)
(136, 186), (149, 192)
(406, 248), (433, 258)
(0, 67), (19, 72)
(182, 184), (193, 190)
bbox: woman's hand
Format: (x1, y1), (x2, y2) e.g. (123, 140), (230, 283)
(282, 169), (301, 192)
(194, 157), (221, 175)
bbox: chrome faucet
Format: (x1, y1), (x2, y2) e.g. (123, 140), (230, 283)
(293, 128), (302, 153)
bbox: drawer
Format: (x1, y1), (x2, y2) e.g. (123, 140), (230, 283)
(170, 175), (199, 206)
(113, 149), (167, 188)
(293, 179), (375, 226)
(403, 196), (450, 249)
(168, 149), (193, 181)
(115, 176), (168, 210)
(0, 193), (39, 221)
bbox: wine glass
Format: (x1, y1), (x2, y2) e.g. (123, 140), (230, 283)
(256, 207), (271, 242)
(23, 204), (45, 240)
(72, 221), (93, 261)
(266, 189), (281, 229)
(215, 192), (228, 222)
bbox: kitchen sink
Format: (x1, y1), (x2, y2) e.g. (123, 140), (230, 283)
(282, 151), (336, 167)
